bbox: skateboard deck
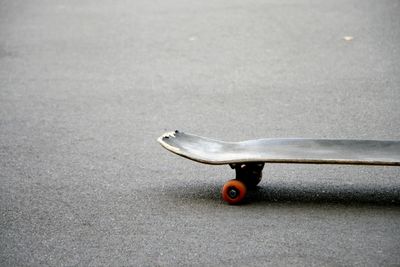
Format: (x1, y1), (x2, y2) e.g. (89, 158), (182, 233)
(158, 131), (400, 166)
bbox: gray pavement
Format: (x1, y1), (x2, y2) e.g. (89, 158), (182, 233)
(1, 0), (400, 266)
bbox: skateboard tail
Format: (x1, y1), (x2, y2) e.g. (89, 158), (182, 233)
(157, 131), (181, 154)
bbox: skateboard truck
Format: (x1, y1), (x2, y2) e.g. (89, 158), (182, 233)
(229, 162), (265, 188)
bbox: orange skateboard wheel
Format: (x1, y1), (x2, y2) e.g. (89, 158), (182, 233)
(221, 179), (247, 205)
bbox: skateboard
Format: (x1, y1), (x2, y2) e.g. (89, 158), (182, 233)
(158, 130), (400, 204)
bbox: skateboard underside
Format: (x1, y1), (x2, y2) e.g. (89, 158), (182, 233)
(158, 131), (400, 166)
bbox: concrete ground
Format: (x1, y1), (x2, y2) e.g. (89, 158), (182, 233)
(1, 0), (399, 266)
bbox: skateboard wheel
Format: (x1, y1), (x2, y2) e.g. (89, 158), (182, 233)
(221, 179), (247, 205)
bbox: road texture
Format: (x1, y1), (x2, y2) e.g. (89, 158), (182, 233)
(1, 0), (399, 266)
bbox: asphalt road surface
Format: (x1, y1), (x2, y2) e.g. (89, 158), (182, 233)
(1, 0), (400, 266)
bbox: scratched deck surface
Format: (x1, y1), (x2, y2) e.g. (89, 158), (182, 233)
(158, 131), (400, 166)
